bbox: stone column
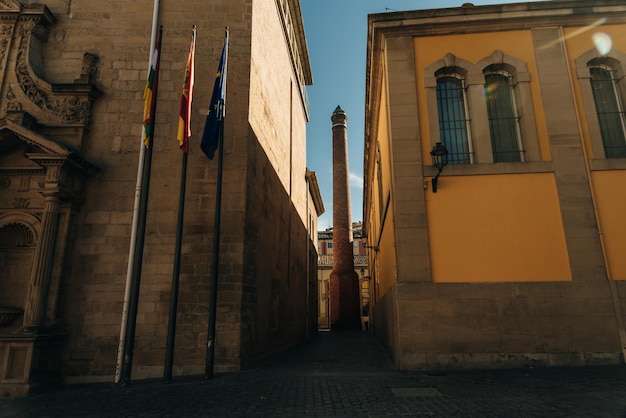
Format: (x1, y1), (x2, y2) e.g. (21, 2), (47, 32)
(329, 106), (360, 329)
(23, 163), (62, 329)
(531, 27), (606, 281)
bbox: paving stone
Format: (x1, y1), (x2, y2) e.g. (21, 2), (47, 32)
(2, 330), (626, 417)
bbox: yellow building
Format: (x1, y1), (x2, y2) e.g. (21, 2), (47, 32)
(364, 0), (626, 370)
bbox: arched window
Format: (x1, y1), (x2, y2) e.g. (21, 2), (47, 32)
(589, 65), (626, 158)
(427, 51), (538, 166)
(436, 73), (473, 164)
(484, 70), (523, 162)
(576, 50), (626, 160)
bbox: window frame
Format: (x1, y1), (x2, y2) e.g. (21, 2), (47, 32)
(483, 69), (525, 162)
(588, 64), (626, 158)
(576, 49), (626, 161)
(425, 54), (475, 165)
(435, 71), (474, 164)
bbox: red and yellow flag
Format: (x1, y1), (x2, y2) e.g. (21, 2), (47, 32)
(143, 29), (162, 148)
(177, 28), (196, 153)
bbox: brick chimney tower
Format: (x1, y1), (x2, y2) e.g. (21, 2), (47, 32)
(329, 105), (360, 329)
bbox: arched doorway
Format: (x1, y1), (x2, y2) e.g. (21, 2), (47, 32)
(0, 214), (39, 330)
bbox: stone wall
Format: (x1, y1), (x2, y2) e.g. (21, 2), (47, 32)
(372, 284), (398, 367)
(0, 0), (317, 384)
(394, 281), (623, 370)
(54, 0), (256, 381)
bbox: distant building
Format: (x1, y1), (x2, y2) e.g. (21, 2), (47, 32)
(318, 221), (369, 330)
(364, 0), (626, 370)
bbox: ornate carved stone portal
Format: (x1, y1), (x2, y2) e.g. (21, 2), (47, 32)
(0, 0), (100, 397)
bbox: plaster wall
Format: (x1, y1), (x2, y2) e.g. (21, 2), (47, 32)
(425, 173), (571, 283)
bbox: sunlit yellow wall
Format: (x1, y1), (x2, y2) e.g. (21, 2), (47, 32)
(591, 171), (626, 280)
(365, 77), (386, 277)
(366, 189), (380, 260)
(425, 173), (571, 282)
(377, 199), (397, 296)
(413, 31), (550, 164)
(565, 25), (626, 159)
(378, 73), (392, 207)
(367, 68), (398, 298)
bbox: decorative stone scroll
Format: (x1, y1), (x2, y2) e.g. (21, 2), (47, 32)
(0, 4), (102, 128)
(15, 26), (95, 125)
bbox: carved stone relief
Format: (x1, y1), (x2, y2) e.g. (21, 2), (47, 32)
(16, 26), (92, 124)
(18, 176), (28, 191)
(0, 2), (101, 395)
(5, 85), (19, 112)
(12, 197), (29, 208)
(77, 52), (98, 83)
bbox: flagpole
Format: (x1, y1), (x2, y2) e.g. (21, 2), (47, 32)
(120, 25), (163, 387)
(115, 0), (160, 384)
(205, 110), (224, 380)
(206, 27), (229, 379)
(164, 151), (187, 382)
(165, 26), (196, 383)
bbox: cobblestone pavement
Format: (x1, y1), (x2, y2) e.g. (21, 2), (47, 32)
(3, 330), (626, 417)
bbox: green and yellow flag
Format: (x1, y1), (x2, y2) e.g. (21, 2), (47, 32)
(143, 29), (162, 148)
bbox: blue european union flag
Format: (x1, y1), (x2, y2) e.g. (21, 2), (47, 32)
(201, 37), (228, 160)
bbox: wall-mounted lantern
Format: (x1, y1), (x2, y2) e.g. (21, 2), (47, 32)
(360, 236), (379, 252)
(430, 142), (448, 193)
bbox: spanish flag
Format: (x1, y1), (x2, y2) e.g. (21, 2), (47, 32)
(177, 27), (196, 153)
(143, 28), (162, 148)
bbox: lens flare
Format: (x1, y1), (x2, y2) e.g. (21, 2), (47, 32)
(593, 32), (612, 55)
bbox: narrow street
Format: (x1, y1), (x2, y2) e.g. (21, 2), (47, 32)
(3, 330), (626, 417)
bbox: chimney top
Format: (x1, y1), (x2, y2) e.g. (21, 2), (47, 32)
(331, 105), (347, 124)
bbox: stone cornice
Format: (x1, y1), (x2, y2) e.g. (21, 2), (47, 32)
(306, 169), (325, 216)
(26, 152), (98, 205)
(17, 4), (55, 26)
(0, 118), (99, 178)
(26, 152), (99, 178)
(0, 0), (20, 12)
(0, 166), (44, 174)
(288, 0), (312, 85)
(0, 117), (69, 155)
(369, 1), (626, 39)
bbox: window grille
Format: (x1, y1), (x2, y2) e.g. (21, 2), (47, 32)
(590, 66), (626, 158)
(436, 75), (473, 164)
(485, 72), (524, 162)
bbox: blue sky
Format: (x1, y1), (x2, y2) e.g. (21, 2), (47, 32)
(300, 0), (543, 229)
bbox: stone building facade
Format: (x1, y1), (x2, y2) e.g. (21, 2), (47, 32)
(0, 0), (321, 396)
(364, 0), (626, 370)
